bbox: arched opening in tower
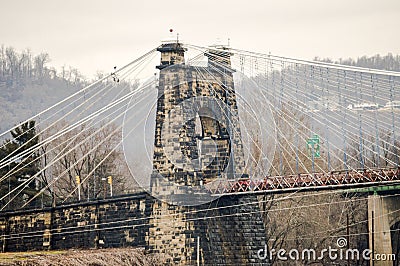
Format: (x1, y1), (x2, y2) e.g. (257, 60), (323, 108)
(179, 106), (231, 182)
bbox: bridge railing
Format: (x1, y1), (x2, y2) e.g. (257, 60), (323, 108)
(205, 168), (400, 195)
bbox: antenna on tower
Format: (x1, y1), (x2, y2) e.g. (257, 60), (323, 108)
(168, 28), (174, 41)
(168, 28), (179, 43)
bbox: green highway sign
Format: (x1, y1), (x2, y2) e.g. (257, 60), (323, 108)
(307, 134), (320, 158)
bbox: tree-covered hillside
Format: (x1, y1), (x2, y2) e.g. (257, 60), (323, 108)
(0, 46), (87, 135)
(315, 53), (400, 71)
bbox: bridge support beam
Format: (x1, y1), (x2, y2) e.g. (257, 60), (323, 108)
(368, 193), (393, 266)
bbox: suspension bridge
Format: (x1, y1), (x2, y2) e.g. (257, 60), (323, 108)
(0, 39), (400, 265)
(1, 40), (399, 207)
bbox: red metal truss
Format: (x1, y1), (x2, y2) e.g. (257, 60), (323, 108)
(205, 168), (400, 195)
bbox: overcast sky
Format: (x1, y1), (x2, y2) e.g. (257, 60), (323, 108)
(1, 0), (399, 78)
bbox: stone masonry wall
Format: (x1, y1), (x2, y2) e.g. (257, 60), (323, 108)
(0, 192), (152, 252)
(192, 194), (267, 265)
(0, 192), (267, 265)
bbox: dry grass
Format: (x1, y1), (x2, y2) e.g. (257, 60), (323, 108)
(0, 248), (165, 266)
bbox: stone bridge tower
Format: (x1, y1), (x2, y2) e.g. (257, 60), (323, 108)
(150, 42), (247, 203)
(147, 41), (266, 265)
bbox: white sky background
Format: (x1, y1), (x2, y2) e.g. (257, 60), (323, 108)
(1, 0), (400, 79)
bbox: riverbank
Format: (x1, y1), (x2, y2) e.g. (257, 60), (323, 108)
(0, 248), (163, 266)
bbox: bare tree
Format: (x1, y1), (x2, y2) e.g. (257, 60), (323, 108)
(268, 104), (328, 176)
(345, 129), (399, 169)
(38, 121), (133, 205)
(33, 52), (49, 81)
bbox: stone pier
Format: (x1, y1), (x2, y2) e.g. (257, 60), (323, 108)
(368, 189), (400, 265)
